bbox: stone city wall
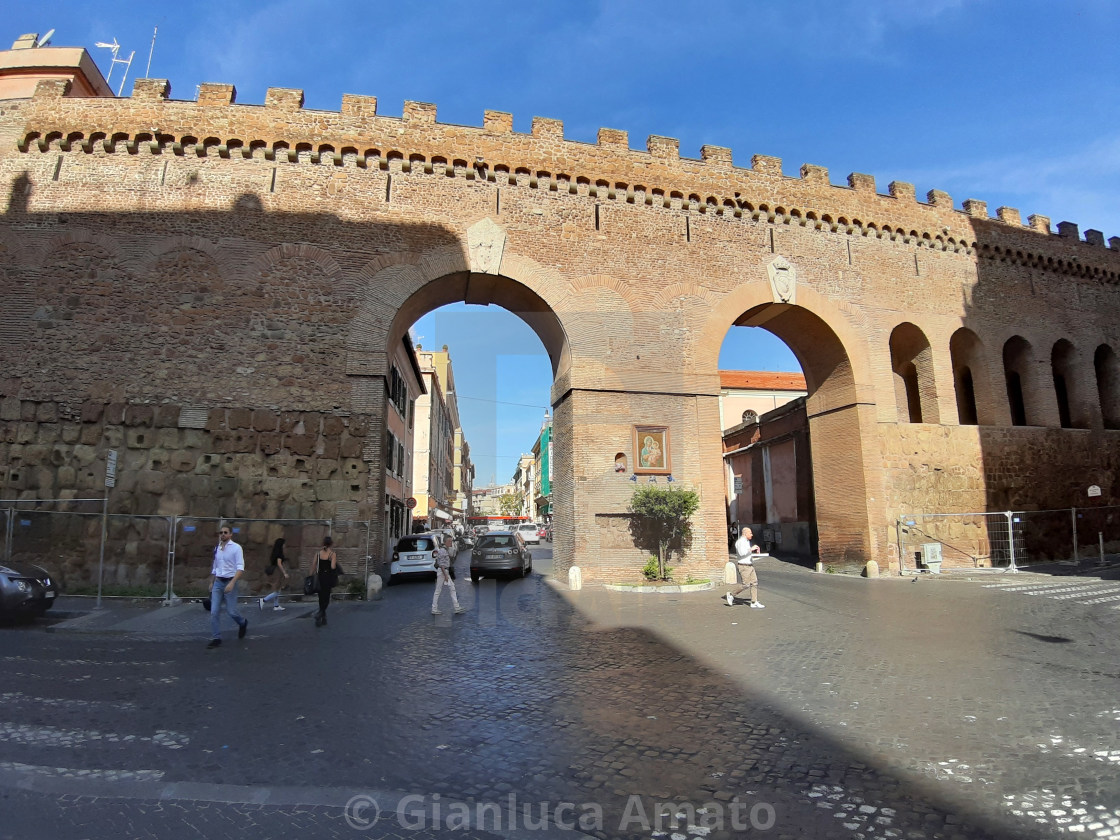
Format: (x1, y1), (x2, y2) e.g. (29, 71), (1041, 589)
(4, 76), (1120, 580)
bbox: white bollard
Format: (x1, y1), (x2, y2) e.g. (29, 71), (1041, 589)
(568, 565), (582, 590)
(724, 561), (738, 584)
(366, 574), (383, 601)
(863, 560), (880, 578)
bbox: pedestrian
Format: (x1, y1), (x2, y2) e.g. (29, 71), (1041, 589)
(431, 535), (465, 615)
(311, 535), (338, 627)
(208, 524), (249, 648)
(258, 538), (290, 612)
(725, 526), (765, 609)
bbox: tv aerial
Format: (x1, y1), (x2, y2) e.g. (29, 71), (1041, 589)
(94, 36), (135, 96)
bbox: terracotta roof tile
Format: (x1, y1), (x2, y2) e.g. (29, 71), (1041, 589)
(719, 370), (806, 391)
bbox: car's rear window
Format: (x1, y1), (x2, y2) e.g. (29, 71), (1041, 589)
(478, 535), (514, 549)
(398, 537), (434, 552)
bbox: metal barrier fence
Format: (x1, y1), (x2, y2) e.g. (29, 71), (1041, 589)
(0, 499), (376, 604)
(898, 505), (1120, 572)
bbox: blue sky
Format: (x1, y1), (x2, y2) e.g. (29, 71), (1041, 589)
(15, 1), (1118, 483)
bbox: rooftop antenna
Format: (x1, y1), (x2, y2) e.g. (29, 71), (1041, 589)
(94, 37), (135, 96)
(37, 29), (55, 48)
(144, 26), (157, 78)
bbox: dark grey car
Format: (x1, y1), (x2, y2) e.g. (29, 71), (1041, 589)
(0, 561), (59, 618)
(469, 531), (532, 582)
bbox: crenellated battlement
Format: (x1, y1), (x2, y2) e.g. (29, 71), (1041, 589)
(13, 76), (1120, 281)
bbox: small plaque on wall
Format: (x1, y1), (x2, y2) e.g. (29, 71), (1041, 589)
(632, 425), (671, 475)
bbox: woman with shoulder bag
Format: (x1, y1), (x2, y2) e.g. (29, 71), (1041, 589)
(311, 535), (338, 627)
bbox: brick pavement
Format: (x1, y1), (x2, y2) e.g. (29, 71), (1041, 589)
(2, 552), (1120, 839)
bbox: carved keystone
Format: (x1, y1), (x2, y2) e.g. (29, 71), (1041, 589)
(926, 189), (953, 208)
(467, 218), (507, 275)
(597, 128), (628, 150)
(751, 155), (782, 176)
(341, 94), (377, 117)
(848, 172), (875, 193)
(403, 101), (436, 124)
(197, 83), (234, 106)
(1057, 221), (1080, 239)
(532, 117), (563, 139)
(33, 78), (71, 98)
(889, 181), (915, 201)
(701, 145), (732, 166)
(1028, 214), (1051, 233)
(1085, 229), (1106, 247)
(996, 206), (1022, 226)
(800, 164), (828, 184)
(647, 135), (679, 160)
(484, 110), (513, 134)
(265, 88), (304, 110)
(963, 199), (988, 219)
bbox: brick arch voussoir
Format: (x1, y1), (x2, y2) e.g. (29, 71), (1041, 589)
(143, 235), (230, 281)
(36, 228), (133, 272)
(254, 242), (343, 278)
(496, 252), (572, 310)
(347, 262), (431, 360)
(558, 273), (641, 313)
(652, 282), (719, 310)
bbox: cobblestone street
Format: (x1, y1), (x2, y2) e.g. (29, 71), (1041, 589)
(3, 550), (1120, 839)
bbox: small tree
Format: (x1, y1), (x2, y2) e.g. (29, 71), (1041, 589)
(628, 485), (701, 580)
(498, 492), (522, 517)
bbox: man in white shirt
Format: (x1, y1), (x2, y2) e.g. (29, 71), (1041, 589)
(726, 526), (765, 609)
(208, 524), (248, 648)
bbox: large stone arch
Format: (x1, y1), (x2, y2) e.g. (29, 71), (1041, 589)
(346, 241), (576, 573)
(696, 281), (880, 568)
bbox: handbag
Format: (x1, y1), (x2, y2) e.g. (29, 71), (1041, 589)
(303, 574), (319, 595)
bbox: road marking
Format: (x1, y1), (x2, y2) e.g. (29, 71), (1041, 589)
(1081, 594), (1120, 605)
(1, 656), (174, 666)
(0, 760), (163, 782)
(1051, 586), (1120, 600)
(983, 582), (1079, 592)
(6, 671), (178, 685)
(0, 722), (189, 749)
(1025, 584), (1107, 596)
(0, 691), (137, 711)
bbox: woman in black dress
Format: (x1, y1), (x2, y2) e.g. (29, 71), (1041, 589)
(311, 535), (338, 627)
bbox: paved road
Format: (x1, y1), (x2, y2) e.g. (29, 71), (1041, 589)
(2, 549), (1120, 839)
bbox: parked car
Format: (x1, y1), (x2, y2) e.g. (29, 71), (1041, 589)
(537, 525), (549, 541)
(516, 521), (541, 545)
(388, 534), (440, 584)
(470, 531), (532, 582)
(0, 561), (59, 619)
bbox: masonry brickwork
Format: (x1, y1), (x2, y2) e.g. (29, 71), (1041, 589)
(3, 75), (1120, 584)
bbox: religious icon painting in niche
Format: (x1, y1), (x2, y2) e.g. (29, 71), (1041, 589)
(632, 425), (671, 475)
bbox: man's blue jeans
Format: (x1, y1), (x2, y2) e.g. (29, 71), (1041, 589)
(210, 578), (246, 639)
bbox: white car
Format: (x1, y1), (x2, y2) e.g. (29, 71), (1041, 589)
(516, 522), (541, 545)
(388, 534), (440, 584)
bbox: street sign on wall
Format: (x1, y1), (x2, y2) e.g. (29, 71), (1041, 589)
(105, 449), (118, 488)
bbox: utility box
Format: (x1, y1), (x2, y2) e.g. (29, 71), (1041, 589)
(920, 542), (943, 574)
